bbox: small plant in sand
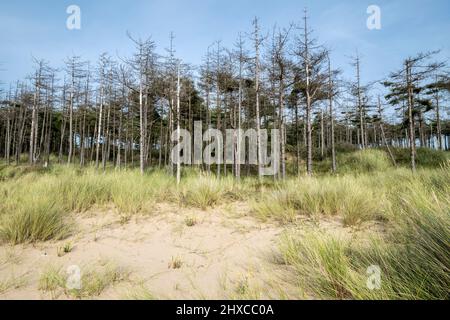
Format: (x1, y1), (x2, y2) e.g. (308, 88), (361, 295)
(235, 278), (250, 295)
(57, 242), (74, 257)
(119, 214), (132, 225)
(38, 263), (129, 299)
(0, 274), (28, 294)
(184, 216), (197, 227)
(38, 266), (66, 299)
(125, 285), (155, 300)
(168, 256), (183, 269)
(68, 264), (129, 299)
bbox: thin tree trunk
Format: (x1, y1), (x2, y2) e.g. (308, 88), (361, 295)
(30, 71), (40, 165)
(328, 55), (337, 173)
(356, 56), (365, 150)
(254, 18), (263, 179)
(406, 60), (416, 172)
(96, 84), (104, 169)
(68, 82), (74, 165)
(435, 75), (443, 151)
(176, 63), (181, 185)
(378, 96), (396, 166)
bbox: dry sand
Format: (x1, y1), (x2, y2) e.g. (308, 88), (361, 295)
(0, 202), (359, 300)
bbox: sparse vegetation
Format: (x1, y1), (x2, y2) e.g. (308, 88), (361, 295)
(125, 285), (155, 300)
(279, 164), (450, 300)
(38, 266), (66, 299)
(168, 256), (183, 269)
(0, 151), (449, 300)
(0, 273), (28, 294)
(252, 173), (385, 226)
(339, 149), (393, 173)
(57, 242), (74, 257)
(392, 147), (450, 168)
(70, 264), (129, 299)
(184, 216), (197, 227)
(0, 196), (71, 244)
(38, 263), (129, 299)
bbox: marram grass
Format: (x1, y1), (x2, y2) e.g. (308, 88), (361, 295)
(279, 164), (450, 300)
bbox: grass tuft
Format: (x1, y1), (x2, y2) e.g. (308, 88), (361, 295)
(168, 256), (183, 269)
(0, 198), (71, 244)
(38, 262), (129, 299)
(279, 166), (450, 300)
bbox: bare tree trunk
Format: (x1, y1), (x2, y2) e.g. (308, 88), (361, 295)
(80, 109), (86, 166)
(176, 62), (181, 185)
(406, 60), (416, 173)
(328, 55), (337, 173)
(253, 18), (263, 179)
(320, 110), (325, 158)
(418, 111), (425, 148)
(96, 86), (104, 169)
(139, 59), (145, 175)
(236, 35), (243, 180)
(158, 117), (163, 168)
(68, 81), (74, 165)
(5, 106), (11, 165)
(295, 103), (300, 176)
(206, 48), (212, 175)
(305, 89), (312, 176)
(30, 70), (40, 165)
(58, 85), (67, 163)
(16, 97), (27, 165)
(378, 96), (396, 166)
(303, 12), (313, 176)
(355, 55), (365, 150)
(215, 41), (222, 178)
(45, 98), (52, 166)
(279, 76), (286, 179)
(103, 100), (111, 171)
(117, 90), (124, 169)
(435, 75), (443, 151)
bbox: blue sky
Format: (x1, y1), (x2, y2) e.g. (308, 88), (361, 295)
(0, 0), (449, 89)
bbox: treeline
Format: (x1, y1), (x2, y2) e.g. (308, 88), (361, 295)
(0, 12), (449, 178)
